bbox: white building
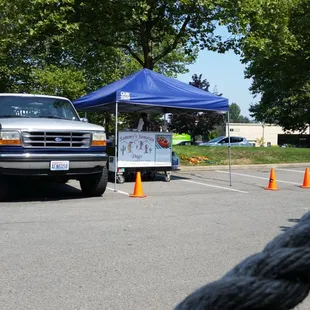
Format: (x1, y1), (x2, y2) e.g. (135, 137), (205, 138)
(223, 123), (309, 146)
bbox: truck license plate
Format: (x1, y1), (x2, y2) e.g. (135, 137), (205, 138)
(50, 161), (70, 171)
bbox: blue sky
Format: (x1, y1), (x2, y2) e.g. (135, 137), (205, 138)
(177, 44), (261, 119)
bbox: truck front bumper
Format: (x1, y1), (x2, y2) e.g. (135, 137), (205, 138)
(0, 153), (108, 176)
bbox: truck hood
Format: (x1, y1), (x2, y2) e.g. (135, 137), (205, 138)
(0, 118), (105, 131)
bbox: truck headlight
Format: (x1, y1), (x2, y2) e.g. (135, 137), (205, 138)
(0, 131), (21, 145)
(92, 132), (106, 146)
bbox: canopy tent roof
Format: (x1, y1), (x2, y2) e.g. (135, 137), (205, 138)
(73, 69), (229, 114)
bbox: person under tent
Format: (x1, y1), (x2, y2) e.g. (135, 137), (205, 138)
(136, 112), (152, 131)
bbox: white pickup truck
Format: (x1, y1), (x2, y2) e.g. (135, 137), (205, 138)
(0, 93), (109, 201)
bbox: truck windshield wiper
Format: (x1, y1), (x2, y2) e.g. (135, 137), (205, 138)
(0, 115), (29, 118)
(38, 116), (67, 120)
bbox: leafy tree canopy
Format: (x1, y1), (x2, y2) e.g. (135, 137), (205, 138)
(1, 0), (263, 94)
(225, 0), (310, 131)
(227, 103), (250, 123)
(1, 0), (272, 133)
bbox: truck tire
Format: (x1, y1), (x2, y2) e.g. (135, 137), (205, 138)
(0, 175), (9, 201)
(80, 166), (108, 197)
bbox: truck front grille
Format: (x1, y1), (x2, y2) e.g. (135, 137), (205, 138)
(22, 131), (91, 148)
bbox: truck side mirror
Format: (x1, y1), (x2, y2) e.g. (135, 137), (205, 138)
(80, 118), (89, 123)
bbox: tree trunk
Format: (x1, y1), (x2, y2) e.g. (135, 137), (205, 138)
(143, 55), (154, 69)
(141, 32), (154, 69)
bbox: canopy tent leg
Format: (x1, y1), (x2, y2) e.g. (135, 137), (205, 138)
(163, 113), (167, 132)
(114, 102), (118, 192)
(227, 111), (232, 186)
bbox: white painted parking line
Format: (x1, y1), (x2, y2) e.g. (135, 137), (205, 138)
(180, 179), (248, 193)
(277, 168), (305, 173)
(107, 187), (130, 196)
(216, 171), (301, 185)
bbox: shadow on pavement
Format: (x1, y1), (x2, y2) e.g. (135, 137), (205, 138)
(5, 181), (85, 203)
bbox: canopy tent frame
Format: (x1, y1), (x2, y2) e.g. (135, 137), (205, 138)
(227, 111), (232, 186)
(110, 104), (232, 191)
(74, 69), (232, 191)
(114, 102), (118, 191)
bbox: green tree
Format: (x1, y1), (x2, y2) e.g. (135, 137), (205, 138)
(226, 0), (310, 131)
(1, 0), (268, 94)
(225, 103), (250, 123)
(0, 0), (33, 92)
(3, 0), (257, 78)
(1, 0), (269, 133)
(73, 0), (236, 70)
(1, 0), (199, 79)
(229, 103), (241, 122)
(169, 74), (223, 141)
(190, 74), (210, 90)
(29, 65), (87, 100)
(0, 0), (207, 132)
(238, 115), (251, 123)
(169, 111), (224, 141)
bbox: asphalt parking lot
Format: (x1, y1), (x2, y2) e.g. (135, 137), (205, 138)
(1, 166), (310, 310)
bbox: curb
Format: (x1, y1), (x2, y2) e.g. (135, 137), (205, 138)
(174, 163), (310, 173)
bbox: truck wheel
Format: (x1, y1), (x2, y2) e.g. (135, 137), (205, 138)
(80, 166), (108, 197)
(0, 175), (9, 201)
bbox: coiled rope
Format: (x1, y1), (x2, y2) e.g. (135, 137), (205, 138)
(175, 211), (310, 309)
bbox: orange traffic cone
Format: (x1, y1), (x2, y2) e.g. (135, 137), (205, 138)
(265, 168), (280, 190)
(130, 171), (147, 198)
(301, 168), (310, 188)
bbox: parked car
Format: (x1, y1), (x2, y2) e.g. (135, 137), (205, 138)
(199, 136), (252, 147)
(0, 93), (109, 201)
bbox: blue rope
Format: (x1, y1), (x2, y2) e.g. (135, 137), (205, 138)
(175, 211), (310, 309)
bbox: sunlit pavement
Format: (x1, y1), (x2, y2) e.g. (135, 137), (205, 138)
(1, 167), (310, 309)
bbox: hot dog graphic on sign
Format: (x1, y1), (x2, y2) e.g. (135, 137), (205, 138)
(155, 134), (172, 163)
(156, 135), (171, 149)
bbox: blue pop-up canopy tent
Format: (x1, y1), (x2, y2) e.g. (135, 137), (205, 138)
(73, 68), (229, 113)
(73, 68), (233, 187)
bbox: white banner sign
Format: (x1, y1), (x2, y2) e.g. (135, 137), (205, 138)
(118, 131), (172, 168)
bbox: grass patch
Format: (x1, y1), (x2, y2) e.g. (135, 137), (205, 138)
(173, 145), (310, 166)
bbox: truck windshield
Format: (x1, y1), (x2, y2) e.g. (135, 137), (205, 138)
(0, 96), (80, 121)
